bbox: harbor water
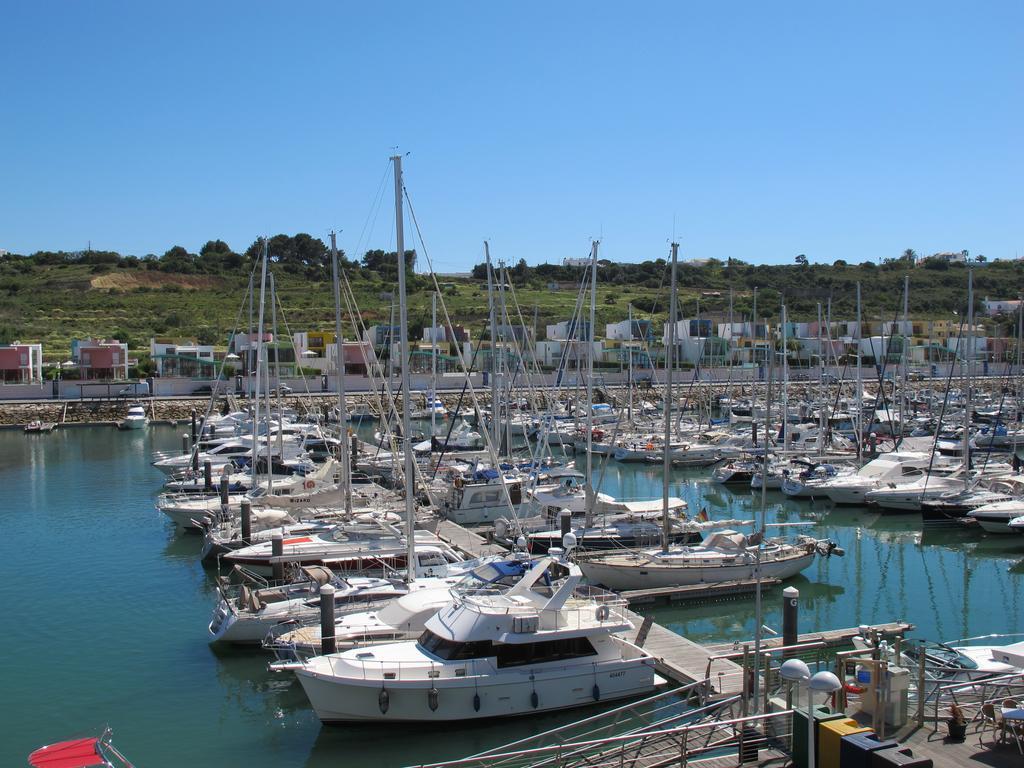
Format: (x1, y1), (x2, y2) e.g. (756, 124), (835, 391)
(3, 425), (1023, 766)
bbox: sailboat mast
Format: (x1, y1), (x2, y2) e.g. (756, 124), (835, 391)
(662, 243), (678, 552)
(270, 272), (283, 459)
(392, 155), (416, 580)
(330, 231), (353, 515)
(431, 290), (438, 440)
(856, 282), (863, 461)
(253, 240), (270, 493)
(964, 269), (973, 486)
(627, 303), (634, 423)
(900, 274), (909, 446)
(485, 242), (498, 451)
(781, 301), (789, 452)
(585, 240), (598, 527)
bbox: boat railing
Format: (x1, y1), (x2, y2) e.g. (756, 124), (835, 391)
(405, 708), (793, 768)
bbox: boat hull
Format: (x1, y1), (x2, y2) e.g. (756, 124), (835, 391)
(295, 657), (658, 722)
(579, 552), (815, 591)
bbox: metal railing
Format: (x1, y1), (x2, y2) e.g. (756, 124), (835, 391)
(408, 708), (792, 768)
(466, 680), (736, 762)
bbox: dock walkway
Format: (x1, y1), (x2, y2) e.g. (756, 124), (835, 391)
(435, 519), (507, 557)
(623, 608), (745, 699)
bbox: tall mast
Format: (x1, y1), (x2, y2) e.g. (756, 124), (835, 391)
(900, 274), (909, 448)
(264, 273), (274, 494)
(252, 239), (270, 493)
(392, 155), (416, 581)
(270, 272), (283, 460)
(752, 307), (774, 710)
(485, 242), (498, 451)
(817, 301), (825, 458)
(662, 243), (678, 552)
(584, 240), (598, 528)
(781, 301), (789, 452)
(964, 269), (973, 487)
(856, 282), (863, 461)
(431, 290), (438, 440)
(247, 271), (254, 398)
(627, 303), (634, 423)
(251, 239), (269, 492)
(330, 231), (353, 515)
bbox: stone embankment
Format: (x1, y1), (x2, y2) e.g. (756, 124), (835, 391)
(0, 378), (1016, 428)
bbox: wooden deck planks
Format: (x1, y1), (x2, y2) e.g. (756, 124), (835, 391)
(435, 519), (507, 557)
(623, 608), (745, 698)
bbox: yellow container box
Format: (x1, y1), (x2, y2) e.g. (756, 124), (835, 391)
(817, 719), (873, 768)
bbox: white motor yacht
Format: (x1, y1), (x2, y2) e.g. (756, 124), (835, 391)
(119, 404), (148, 430)
(292, 551), (661, 722)
(820, 452), (937, 506)
(969, 499), (1024, 534)
(864, 473), (964, 512)
(267, 557), (534, 660)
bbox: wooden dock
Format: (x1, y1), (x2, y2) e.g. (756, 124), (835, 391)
(704, 620), (914, 654)
(435, 519), (507, 557)
(622, 578), (781, 606)
(622, 608), (745, 699)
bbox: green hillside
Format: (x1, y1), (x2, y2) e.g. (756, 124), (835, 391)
(1, 238), (1021, 370)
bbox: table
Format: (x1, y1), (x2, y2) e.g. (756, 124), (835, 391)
(1000, 707), (1024, 753)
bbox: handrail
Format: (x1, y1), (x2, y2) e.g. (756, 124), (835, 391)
(467, 679), (729, 759)
(407, 709), (793, 768)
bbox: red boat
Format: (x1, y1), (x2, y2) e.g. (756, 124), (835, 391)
(28, 729), (134, 768)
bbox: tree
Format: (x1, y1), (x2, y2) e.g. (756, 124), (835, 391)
(361, 249), (416, 277)
(902, 248), (917, 264)
(160, 245), (196, 273)
(833, 259), (848, 267)
(976, 254), (987, 263)
(198, 239), (242, 272)
(795, 254), (809, 267)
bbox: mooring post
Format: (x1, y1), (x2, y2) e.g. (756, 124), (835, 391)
(271, 532), (284, 582)
(219, 473), (230, 520)
(782, 586), (799, 656)
(182, 433), (190, 455)
(204, 460), (213, 491)
(320, 583), (337, 655)
(240, 499), (252, 544)
(559, 509), (572, 538)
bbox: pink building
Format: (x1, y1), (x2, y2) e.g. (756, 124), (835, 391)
(327, 340), (376, 375)
(72, 338), (129, 380)
(0, 343), (43, 383)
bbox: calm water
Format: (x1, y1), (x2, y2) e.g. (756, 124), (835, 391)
(2, 426), (1023, 766)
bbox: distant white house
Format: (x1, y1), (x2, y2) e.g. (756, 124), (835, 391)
(150, 338), (216, 377)
(982, 297), (1022, 317)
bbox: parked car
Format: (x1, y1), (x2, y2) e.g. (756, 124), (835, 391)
(821, 373), (839, 384)
(270, 385), (293, 396)
(907, 371), (925, 381)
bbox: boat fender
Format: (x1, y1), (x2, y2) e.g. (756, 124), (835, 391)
(843, 682), (866, 694)
(530, 691), (539, 709)
(428, 686), (439, 711)
(494, 519), (508, 540)
(473, 693), (481, 712)
(646, 443), (654, 451)
(378, 688), (390, 714)
(592, 684), (601, 701)
(682, 445), (689, 451)
(595, 605), (610, 622)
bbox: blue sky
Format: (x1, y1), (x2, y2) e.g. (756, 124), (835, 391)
(1, 1), (1020, 269)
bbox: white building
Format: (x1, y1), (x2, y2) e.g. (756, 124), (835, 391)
(149, 338), (216, 377)
(982, 297), (1022, 317)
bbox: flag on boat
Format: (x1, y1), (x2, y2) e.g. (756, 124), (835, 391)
(697, 508), (709, 522)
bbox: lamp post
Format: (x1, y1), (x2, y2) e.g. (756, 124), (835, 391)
(781, 660), (843, 768)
